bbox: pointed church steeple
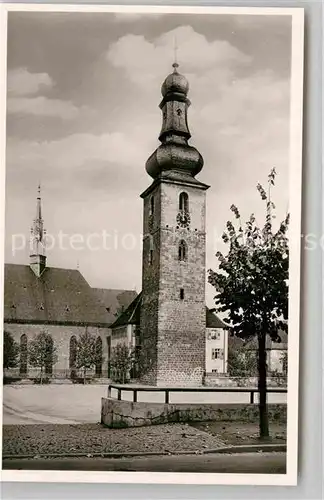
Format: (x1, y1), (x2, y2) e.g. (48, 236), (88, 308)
(145, 62), (204, 182)
(30, 184), (46, 277)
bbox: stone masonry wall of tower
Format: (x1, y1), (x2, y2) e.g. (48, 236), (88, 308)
(156, 183), (206, 386)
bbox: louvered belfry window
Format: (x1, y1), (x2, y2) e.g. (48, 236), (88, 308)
(179, 192), (189, 212)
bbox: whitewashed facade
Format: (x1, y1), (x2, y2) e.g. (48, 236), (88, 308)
(205, 327), (228, 374)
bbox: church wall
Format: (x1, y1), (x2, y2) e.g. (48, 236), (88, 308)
(4, 322), (110, 378)
(111, 325), (137, 349)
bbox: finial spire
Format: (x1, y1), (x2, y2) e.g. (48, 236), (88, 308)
(30, 183), (46, 277)
(173, 35), (179, 71)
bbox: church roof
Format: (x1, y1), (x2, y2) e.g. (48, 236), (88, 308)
(205, 308), (229, 329)
(4, 263), (135, 327)
(109, 292), (142, 329)
(110, 293), (227, 331)
(92, 288), (137, 319)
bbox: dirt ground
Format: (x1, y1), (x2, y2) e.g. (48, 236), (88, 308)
(2, 422), (228, 458)
(190, 420), (286, 445)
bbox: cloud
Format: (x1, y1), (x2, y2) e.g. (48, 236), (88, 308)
(191, 71), (290, 222)
(7, 67), (94, 120)
(113, 12), (164, 23)
(7, 67), (53, 96)
(6, 126), (153, 192)
(107, 25), (251, 88)
(107, 25), (289, 208)
(7, 96), (89, 120)
(7, 33), (289, 214)
(4, 16), (293, 296)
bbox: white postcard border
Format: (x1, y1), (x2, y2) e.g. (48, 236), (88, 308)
(0, 3), (304, 487)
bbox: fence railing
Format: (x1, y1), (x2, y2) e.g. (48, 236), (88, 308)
(108, 383), (287, 405)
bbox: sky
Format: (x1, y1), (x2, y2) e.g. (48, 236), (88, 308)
(5, 11), (292, 304)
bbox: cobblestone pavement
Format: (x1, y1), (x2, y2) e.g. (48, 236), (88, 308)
(2, 423), (228, 458)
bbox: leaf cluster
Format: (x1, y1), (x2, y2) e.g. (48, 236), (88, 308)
(3, 331), (19, 369)
(208, 168), (289, 341)
(75, 329), (103, 370)
(110, 342), (135, 383)
(28, 330), (58, 370)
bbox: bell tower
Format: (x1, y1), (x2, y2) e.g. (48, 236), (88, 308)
(140, 63), (209, 387)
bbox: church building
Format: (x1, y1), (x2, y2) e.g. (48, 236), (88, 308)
(3, 186), (136, 379)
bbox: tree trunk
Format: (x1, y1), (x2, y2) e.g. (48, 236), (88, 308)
(258, 332), (269, 438)
(83, 367), (86, 385)
(40, 367), (43, 385)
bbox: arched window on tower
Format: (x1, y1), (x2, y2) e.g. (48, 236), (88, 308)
(149, 196), (155, 216)
(19, 334), (28, 376)
(178, 240), (187, 261)
(179, 192), (189, 212)
(95, 336), (103, 377)
(45, 335), (54, 375)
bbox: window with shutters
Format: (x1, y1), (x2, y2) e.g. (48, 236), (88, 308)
(211, 348), (223, 360)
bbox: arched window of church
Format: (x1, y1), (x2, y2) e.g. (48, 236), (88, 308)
(69, 335), (77, 369)
(45, 335), (54, 375)
(178, 240), (187, 261)
(19, 334), (28, 375)
(179, 192), (189, 212)
(150, 196), (155, 216)
(95, 336), (103, 377)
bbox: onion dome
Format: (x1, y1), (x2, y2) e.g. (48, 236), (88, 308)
(145, 142), (203, 180)
(161, 62), (189, 97)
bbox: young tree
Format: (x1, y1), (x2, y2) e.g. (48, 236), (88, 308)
(227, 344), (258, 381)
(28, 331), (57, 383)
(3, 331), (19, 370)
(281, 351), (288, 376)
(110, 342), (134, 384)
(75, 329), (103, 384)
(208, 168), (289, 438)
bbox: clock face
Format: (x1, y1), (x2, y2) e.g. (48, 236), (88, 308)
(176, 211), (191, 228)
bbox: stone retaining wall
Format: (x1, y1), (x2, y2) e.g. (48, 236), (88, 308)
(204, 375), (287, 388)
(101, 397), (286, 428)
